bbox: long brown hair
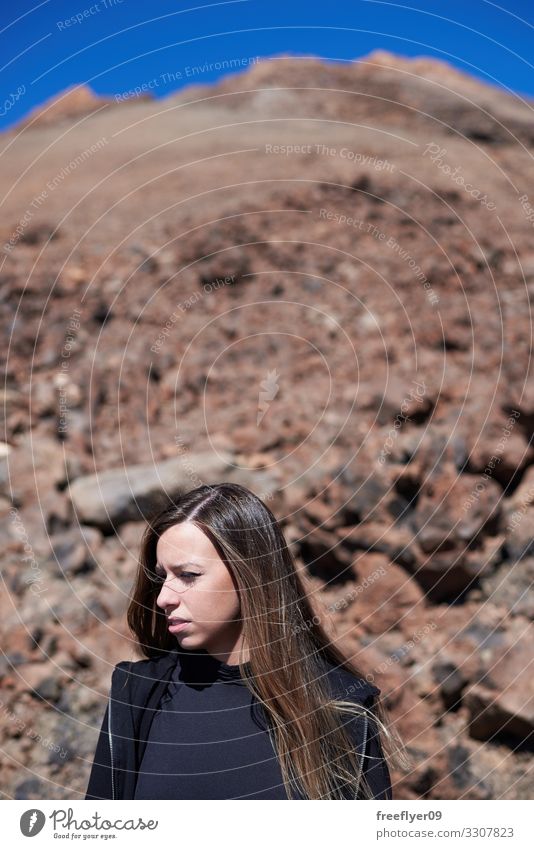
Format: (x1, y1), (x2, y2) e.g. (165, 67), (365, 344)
(127, 482), (407, 799)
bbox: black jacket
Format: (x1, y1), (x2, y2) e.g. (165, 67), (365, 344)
(85, 649), (392, 800)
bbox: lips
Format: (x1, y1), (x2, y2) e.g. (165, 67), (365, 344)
(167, 618), (191, 632)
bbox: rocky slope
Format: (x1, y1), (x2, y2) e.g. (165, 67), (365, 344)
(1, 50), (534, 799)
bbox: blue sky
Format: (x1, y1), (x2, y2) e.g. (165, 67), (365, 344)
(1, 0), (533, 132)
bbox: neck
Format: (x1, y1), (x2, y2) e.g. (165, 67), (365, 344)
(206, 637), (249, 666)
(210, 648), (250, 666)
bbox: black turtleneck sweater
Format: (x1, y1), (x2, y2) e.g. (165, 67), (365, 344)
(132, 648), (391, 800)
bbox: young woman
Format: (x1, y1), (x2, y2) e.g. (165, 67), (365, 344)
(85, 482), (404, 800)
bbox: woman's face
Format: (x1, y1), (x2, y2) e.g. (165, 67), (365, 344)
(155, 521), (245, 662)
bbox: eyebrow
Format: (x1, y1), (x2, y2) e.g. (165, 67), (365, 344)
(155, 561), (202, 571)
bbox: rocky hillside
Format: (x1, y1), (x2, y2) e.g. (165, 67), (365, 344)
(1, 50), (534, 799)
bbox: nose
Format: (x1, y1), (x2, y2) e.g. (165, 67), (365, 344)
(156, 580), (183, 612)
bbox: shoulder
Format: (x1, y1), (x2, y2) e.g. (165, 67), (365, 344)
(323, 663), (381, 707)
(321, 663), (384, 756)
(113, 651), (170, 672)
(113, 648), (176, 670)
(111, 650), (177, 696)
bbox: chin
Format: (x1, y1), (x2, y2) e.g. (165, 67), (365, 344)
(175, 632), (198, 645)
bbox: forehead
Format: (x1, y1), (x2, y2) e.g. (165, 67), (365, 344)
(156, 521), (221, 568)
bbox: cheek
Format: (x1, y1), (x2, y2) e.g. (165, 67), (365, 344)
(194, 581), (240, 618)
